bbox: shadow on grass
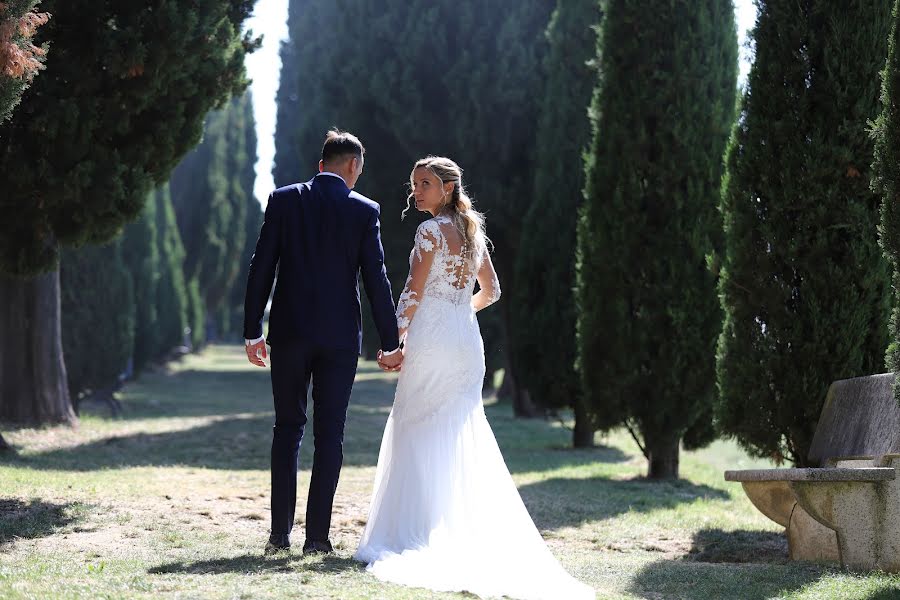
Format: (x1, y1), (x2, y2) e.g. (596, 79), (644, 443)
(8, 411), (388, 471)
(7, 362), (619, 479)
(519, 476), (729, 531)
(0, 498), (85, 547)
(628, 558), (828, 600)
(626, 528), (834, 599)
(685, 528), (788, 564)
(865, 590), (900, 600)
(504, 444), (629, 474)
(148, 553), (363, 576)
(74, 358), (392, 421)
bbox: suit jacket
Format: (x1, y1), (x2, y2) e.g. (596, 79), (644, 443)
(243, 173), (400, 353)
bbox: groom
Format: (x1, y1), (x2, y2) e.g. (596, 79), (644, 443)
(243, 129), (403, 555)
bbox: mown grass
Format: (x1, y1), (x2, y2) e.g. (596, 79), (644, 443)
(1, 344), (898, 599)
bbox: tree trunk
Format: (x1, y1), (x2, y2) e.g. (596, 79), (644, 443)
(572, 397), (594, 448)
(502, 356), (542, 418)
(0, 270), (76, 425)
(646, 434), (680, 479)
(496, 299), (542, 418)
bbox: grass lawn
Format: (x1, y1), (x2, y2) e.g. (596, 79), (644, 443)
(1, 344), (898, 599)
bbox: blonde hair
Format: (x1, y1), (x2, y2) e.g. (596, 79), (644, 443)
(403, 156), (492, 259)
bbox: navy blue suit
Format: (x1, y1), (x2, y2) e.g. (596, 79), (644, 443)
(243, 173), (400, 540)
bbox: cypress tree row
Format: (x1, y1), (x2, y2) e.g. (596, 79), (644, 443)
(716, 1), (892, 466)
(60, 240), (135, 403)
(216, 92), (258, 338)
(873, 0), (900, 404)
(61, 184), (190, 400)
(170, 92), (257, 341)
(224, 93), (261, 339)
(229, 204), (264, 338)
(153, 185), (191, 354)
(274, 0), (554, 414)
(511, 0), (601, 443)
(0, 0), (257, 425)
(120, 191), (161, 372)
(577, 0), (737, 478)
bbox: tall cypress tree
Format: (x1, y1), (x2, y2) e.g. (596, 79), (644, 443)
(120, 191), (161, 372)
(0, 1), (257, 424)
(153, 185), (191, 355)
(274, 0), (554, 415)
(61, 184), (189, 405)
(170, 92), (256, 340)
(224, 93), (260, 339)
(230, 204), (264, 337)
(511, 0), (601, 444)
(0, 1), (48, 447)
(873, 0), (900, 405)
(60, 240), (135, 402)
(577, 0), (737, 478)
(716, 1), (892, 466)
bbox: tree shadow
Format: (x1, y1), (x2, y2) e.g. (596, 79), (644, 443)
(148, 552), (363, 576)
(504, 444), (629, 474)
(625, 527), (837, 599)
(0, 498), (84, 547)
(76, 358), (393, 421)
(6, 413), (383, 472)
(5, 376), (400, 472)
(685, 528), (788, 564)
(865, 590), (900, 600)
(627, 558), (828, 600)
(518, 476), (729, 531)
(3, 354), (633, 481)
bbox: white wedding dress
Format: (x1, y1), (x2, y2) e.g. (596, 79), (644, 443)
(354, 216), (593, 600)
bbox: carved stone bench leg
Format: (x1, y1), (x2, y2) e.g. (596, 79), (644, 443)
(787, 502), (841, 563)
(791, 480), (888, 571)
(742, 481), (840, 563)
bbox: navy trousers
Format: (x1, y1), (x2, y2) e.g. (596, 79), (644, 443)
(268, 340), (358, 541)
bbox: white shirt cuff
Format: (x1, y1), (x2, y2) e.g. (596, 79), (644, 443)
(381, 347), (401, 356)
(245, 335), (265, 346)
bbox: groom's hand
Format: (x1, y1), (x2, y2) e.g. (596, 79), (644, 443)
(245, 339), (268, 367)
(377, 349), (403, 372)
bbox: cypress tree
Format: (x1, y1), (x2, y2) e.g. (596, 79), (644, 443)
(511, 0), (601, 444)
(0, 1), (257, 424)
(153, 185), (191, 354)
(230, 204), (264, 338)
(716, 1), (892, 466)
(0, 1), (48, 446)
(120, 191), (161, 372)
(577, 0), (738, 478)
(186, 277), (205, 350)
(60, 240), (134, 403)
(873, 0), (900, 404)
(225, 93), (260, 339)
(170, 92), (256, 340)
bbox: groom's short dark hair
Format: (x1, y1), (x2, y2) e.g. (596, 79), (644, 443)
(322, 129), (365, 165)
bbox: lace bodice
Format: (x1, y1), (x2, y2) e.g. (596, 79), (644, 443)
(396, 215), (500, 342)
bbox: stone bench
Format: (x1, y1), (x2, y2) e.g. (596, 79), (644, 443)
(725, 372), (900, 572)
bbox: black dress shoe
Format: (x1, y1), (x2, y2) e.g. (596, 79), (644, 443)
(264, 533), (291, 555)
(302, 539), (333, 555)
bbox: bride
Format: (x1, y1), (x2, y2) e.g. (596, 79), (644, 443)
(354, 156), (594, 600)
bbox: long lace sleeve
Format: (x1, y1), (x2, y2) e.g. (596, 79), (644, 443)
(472, 250), (500, 312)
(397, 220), (441, 343)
